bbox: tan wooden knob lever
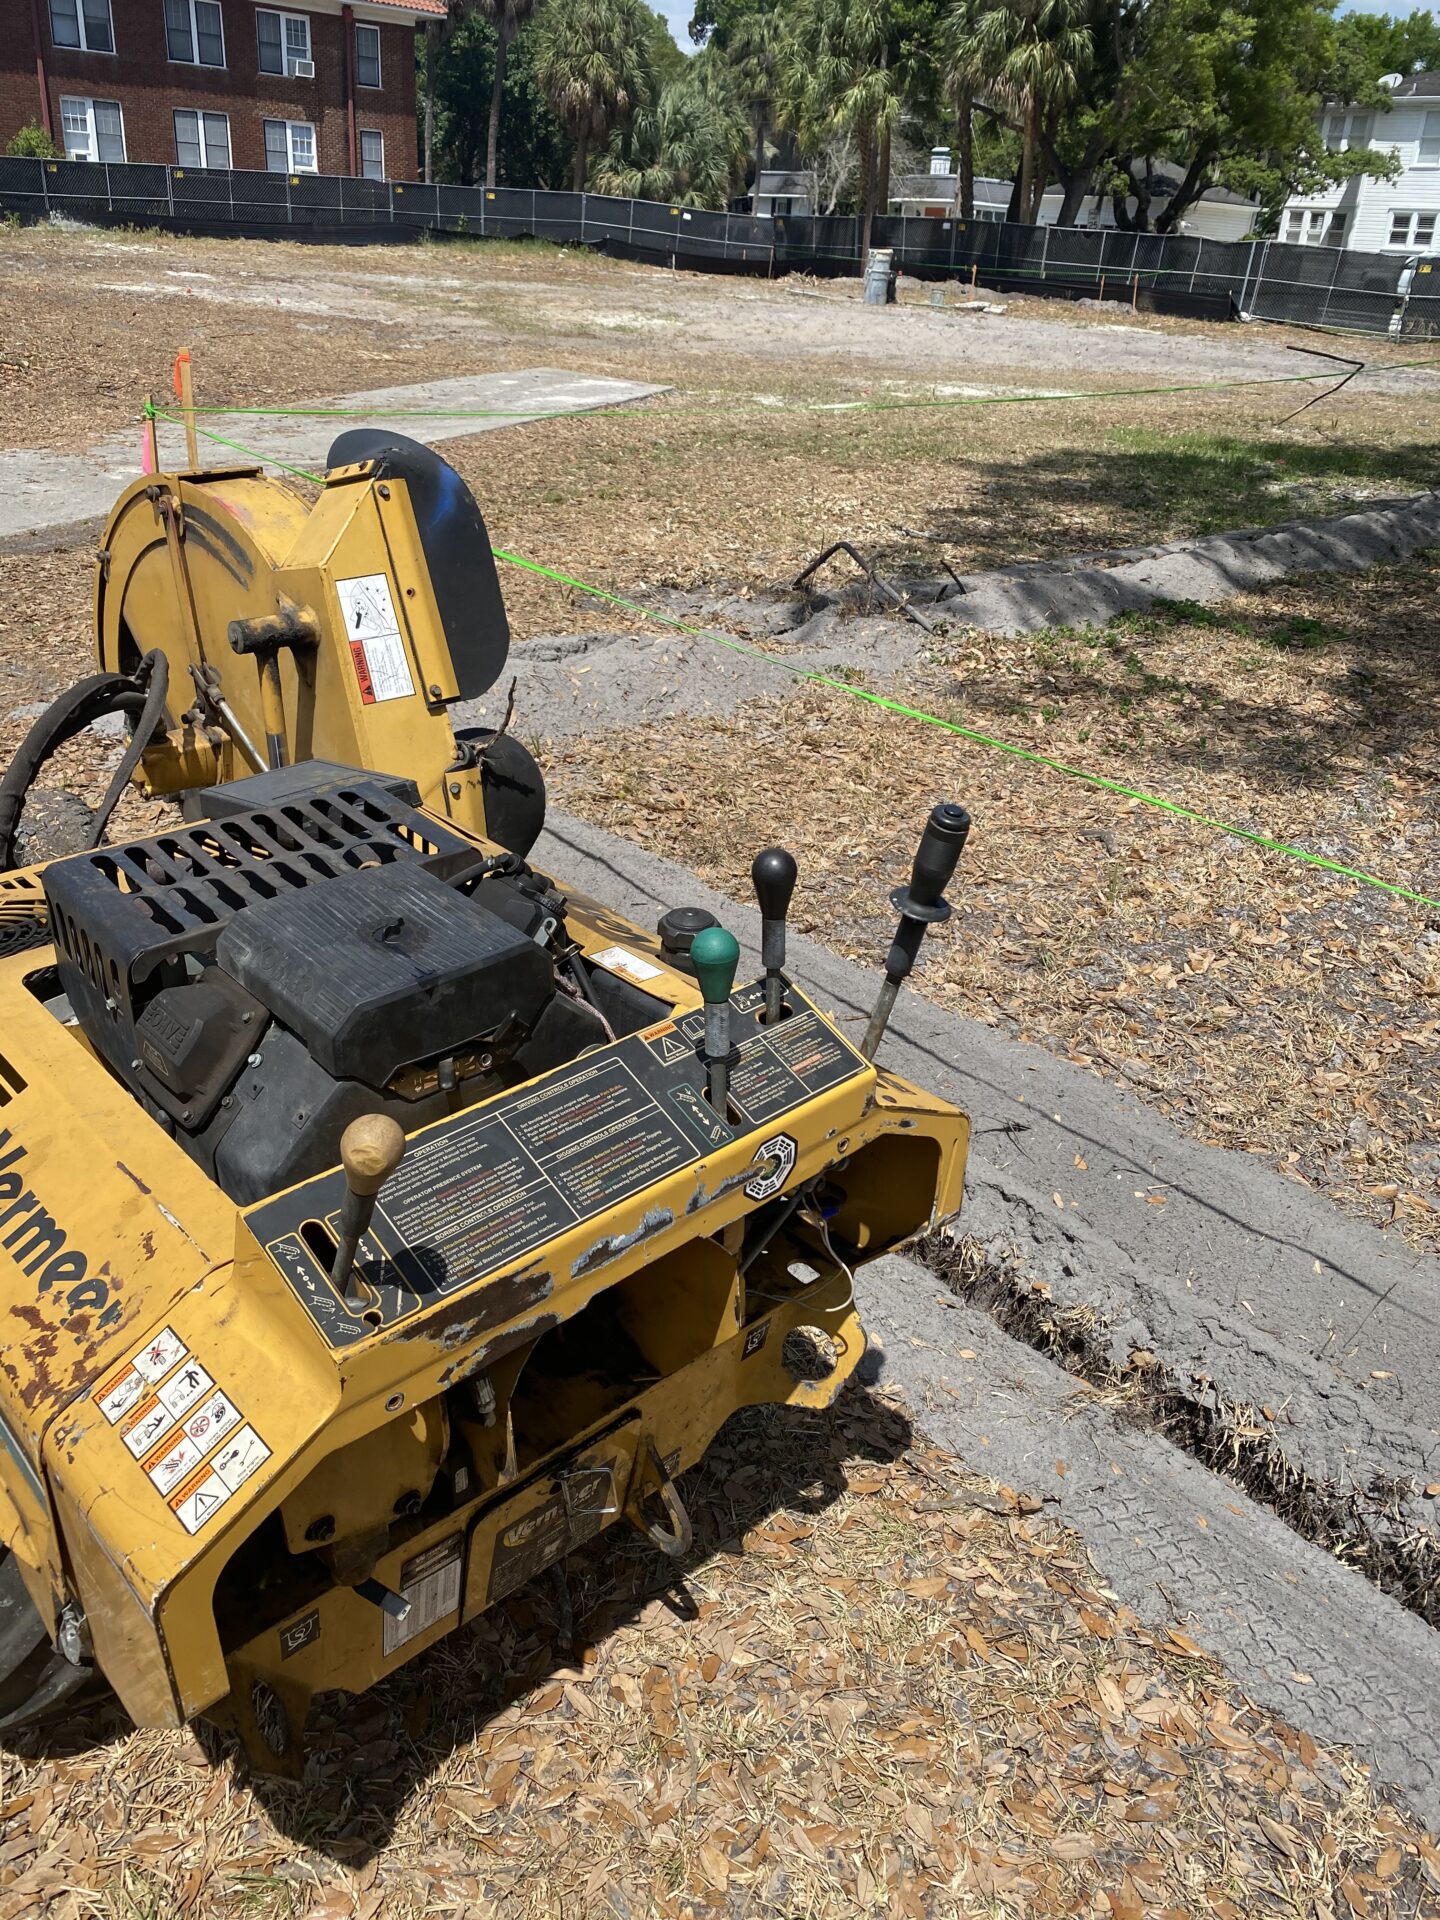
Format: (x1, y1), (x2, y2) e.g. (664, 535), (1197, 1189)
(341, 1114), (406, 1196)
(333, 1115), (406, 1302)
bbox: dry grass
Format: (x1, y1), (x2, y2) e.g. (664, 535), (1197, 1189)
(4, 1389), (1439, 1918)
(547, 560), (1440, 1254)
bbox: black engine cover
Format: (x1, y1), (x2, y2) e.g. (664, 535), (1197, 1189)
(216, 863), (553, 1084)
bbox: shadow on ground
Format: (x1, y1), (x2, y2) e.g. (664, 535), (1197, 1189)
(6, 1385), (912, 1864)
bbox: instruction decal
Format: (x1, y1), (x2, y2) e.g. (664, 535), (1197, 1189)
(385, 1537), (463, 1655)
(336, 573), (416, 705)
(95, 1325), (270, 1535)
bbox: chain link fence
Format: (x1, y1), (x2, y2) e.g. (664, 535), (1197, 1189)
(3, 154), (1434, 338)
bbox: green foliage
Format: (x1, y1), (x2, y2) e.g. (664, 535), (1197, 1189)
(1329, 8), (1440, 100)
(5, 123), (59, 160)
(421, 12), (573, 186)
(590, 57), (749, 203)
(534, 0), (663, 186)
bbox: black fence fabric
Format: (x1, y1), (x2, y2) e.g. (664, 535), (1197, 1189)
(2, 154), (1434, 339)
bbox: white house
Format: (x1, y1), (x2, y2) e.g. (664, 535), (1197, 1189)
(1279, 70), (1440, 250)
(888, 150), (1257, 241)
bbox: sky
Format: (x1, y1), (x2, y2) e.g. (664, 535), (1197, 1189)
(655, 1), (694, 50)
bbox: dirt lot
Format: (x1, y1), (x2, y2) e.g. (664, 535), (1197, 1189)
(5, 1389), (1440, 1920)
(2, 226), (1440, 1893)
(547, 561), (1440, 1256)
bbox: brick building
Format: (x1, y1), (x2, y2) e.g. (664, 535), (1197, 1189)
(1, 0), (443, 181)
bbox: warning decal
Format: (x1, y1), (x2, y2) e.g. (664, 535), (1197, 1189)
(335, 573), (416, 705)
(592, 944), (664, 984)
(95, 1325), (270, 1536)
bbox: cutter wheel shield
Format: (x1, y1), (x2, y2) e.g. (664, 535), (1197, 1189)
(0, 435), (972, 1773)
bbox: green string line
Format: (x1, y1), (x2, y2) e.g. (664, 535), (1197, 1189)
(149, 405), (1440, 916)
(149, 357), (1439, 429)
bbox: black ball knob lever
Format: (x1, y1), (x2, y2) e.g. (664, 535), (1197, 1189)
(751, 846), (798, 1024)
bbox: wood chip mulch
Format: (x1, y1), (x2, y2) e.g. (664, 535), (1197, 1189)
(3, 1389), (1438, 1917)
(548, 559), (1440, 1256)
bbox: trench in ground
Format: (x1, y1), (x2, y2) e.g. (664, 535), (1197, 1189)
(912, 1230), (1440, 1630)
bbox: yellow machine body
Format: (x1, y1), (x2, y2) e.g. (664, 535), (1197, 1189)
(0, 448), (971, 1771)
(96, 461), (495, 838)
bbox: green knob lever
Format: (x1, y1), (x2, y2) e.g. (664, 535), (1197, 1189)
(690, 925), (740, 1110)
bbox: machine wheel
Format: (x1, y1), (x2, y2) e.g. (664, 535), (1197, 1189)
(0, 1549), (105, 1733)
(456, 728), (547, 858)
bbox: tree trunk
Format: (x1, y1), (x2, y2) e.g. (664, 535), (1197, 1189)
(878, 120), (892, 224)
(485, 17), (512, 190)
(753, 111), (766, 209)
(573, 131), (587, 193)
(1056, 168), (1090, 226)
(1019, 94), (1036, 225)
(956, 91), (974, 220)
(1156, 146), (1214, 233)
(859, 128), (875, 261)
(423, 21), (436, 185)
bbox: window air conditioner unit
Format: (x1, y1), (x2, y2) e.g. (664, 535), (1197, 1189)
(292, 58), (315, 78)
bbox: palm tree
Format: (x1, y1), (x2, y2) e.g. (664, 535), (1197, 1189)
(944, 0), (983, 220)
(970, 0), (1090, 225)
(724, 8), (783, 208)
(534, 0), (656, 192)
(470, 0), (545, 189)
(591, 68), (747, 205)
(786, 0), (904, 259)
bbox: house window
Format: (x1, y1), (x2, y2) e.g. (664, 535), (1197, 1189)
(264, 118), (316, 172)
(1284, 208), (1340, 245)
(355, 22), (381, 88)
(174, 108), (231, 169)
(60, 95), (124, 161)
(359, 129), (384, 179)
(1390, 210), (1438, 248)
(1419, 111), (1440, 166)
(257, 9), (313, 76)
(48, 0), (114, 53)
(1324, 110), (1372, 153)
(165, 0), (224, 66)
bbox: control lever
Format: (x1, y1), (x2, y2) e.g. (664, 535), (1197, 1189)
(860, 803), (970, 1061)
(751, 847), (798, 1025)
(690, 925), (740, 1112)
(333, 1114), (406, 1303)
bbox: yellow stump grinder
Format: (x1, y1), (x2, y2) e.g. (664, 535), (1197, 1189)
(0, 431), (970, 1771)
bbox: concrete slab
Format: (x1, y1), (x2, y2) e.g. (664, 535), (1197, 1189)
(0, 370), (667, 543)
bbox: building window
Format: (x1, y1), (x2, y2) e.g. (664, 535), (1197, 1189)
(264, 118), (316, 172)
(355, 22), (381, 88)
(48, 0), (114, 53)
(1390, 210), (1438, 248)
(1284, 208), (1342, 245)
(1324, 110), (1372, 153)
(60, 95), (125, 161)
(174, 108), (231, 169)
(257, 9), (313, 76)
(359, 129), (384, 179)
(1420, 111), (1440, 166)
(165, 0), (224, 66)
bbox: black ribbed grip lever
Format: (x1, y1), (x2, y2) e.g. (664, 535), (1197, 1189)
(861, 803), (970, 1060)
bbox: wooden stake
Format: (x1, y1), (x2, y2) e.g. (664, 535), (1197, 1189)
(1098, 273), (1105, 303)
(970, 261), (978, 293)
(173, 349), (199, 472)
(1131, 272), (1139, 313)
